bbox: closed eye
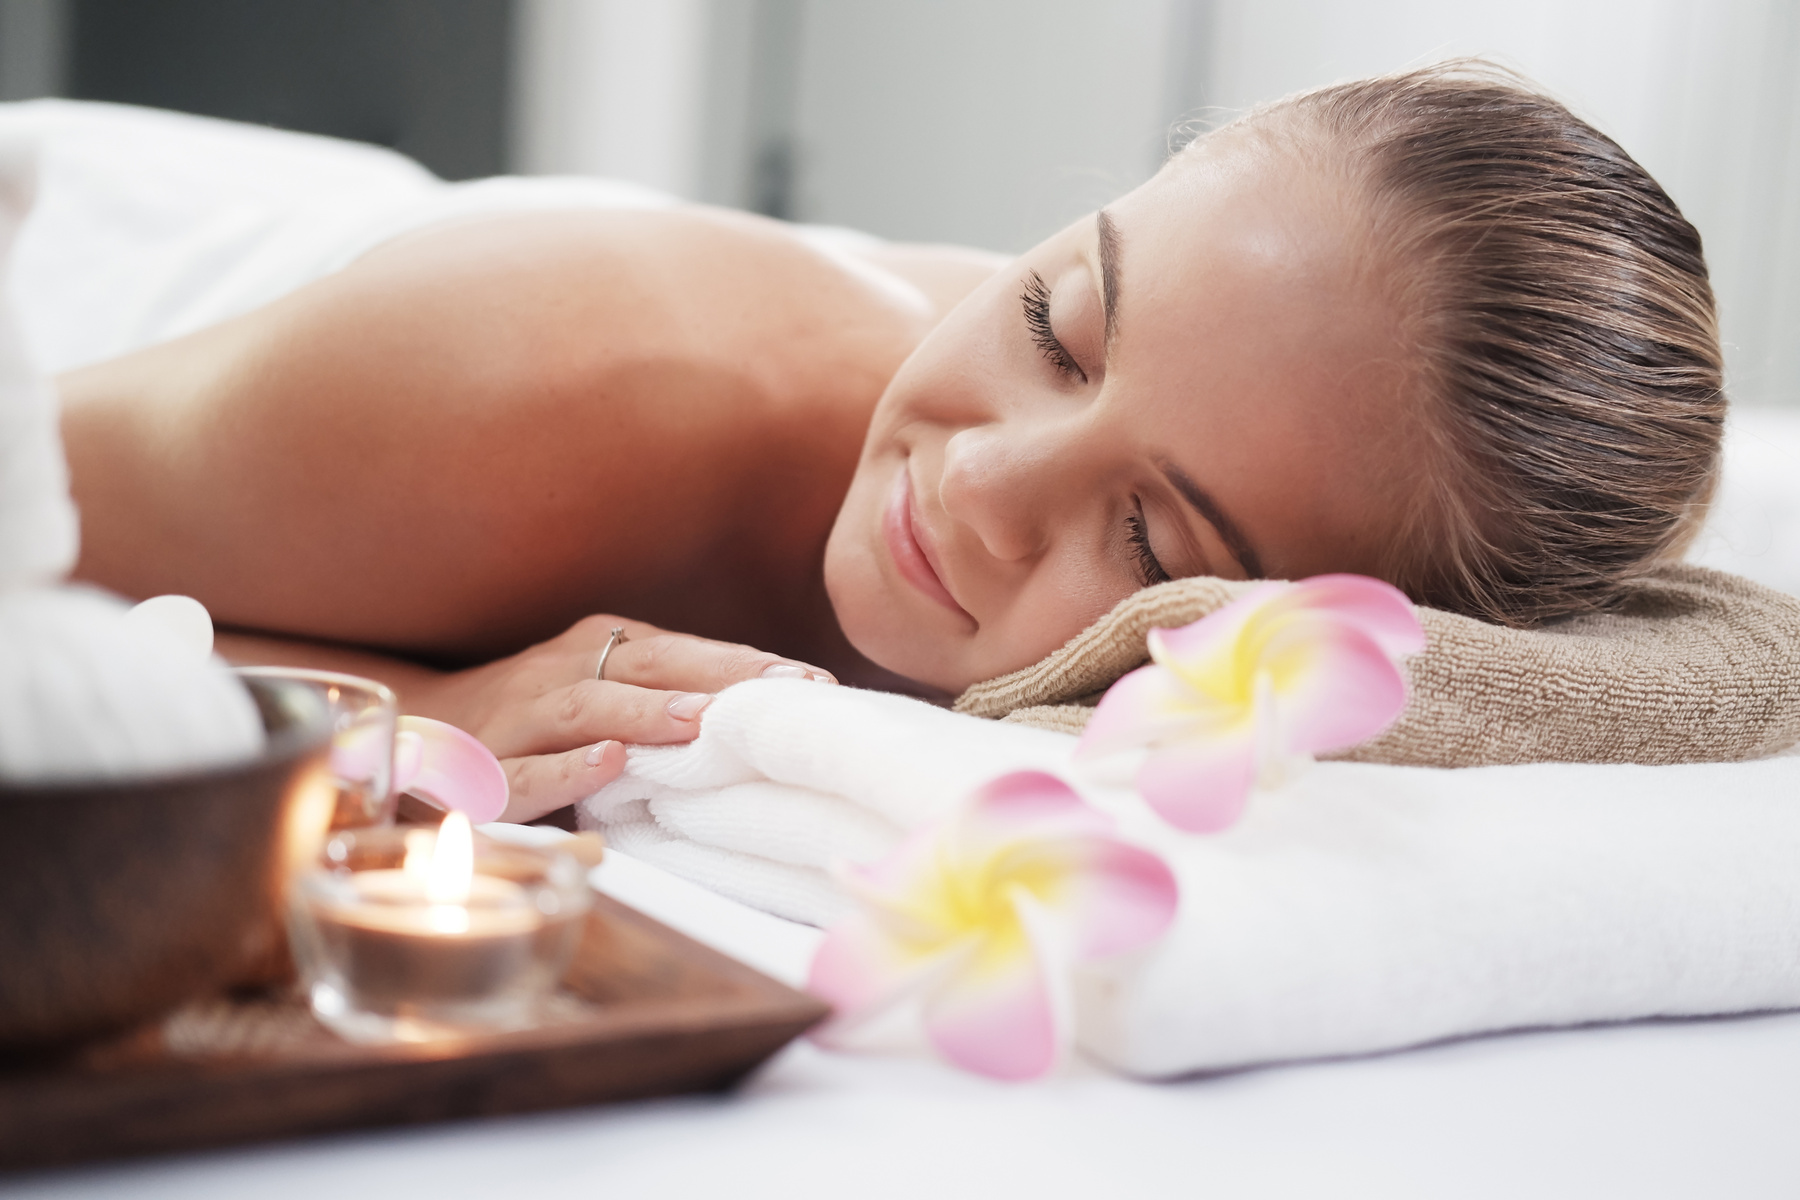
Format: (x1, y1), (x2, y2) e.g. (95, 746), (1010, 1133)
(1126, 505), (1172, 586)
(1021, 271), (1087, 383)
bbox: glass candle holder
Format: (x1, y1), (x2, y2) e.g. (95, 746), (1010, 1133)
(288, 815), (591, 1043)
(236, 667), (398, 829)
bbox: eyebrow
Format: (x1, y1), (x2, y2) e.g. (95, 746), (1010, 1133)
(1161, 462), (1266, 580)
(1097, 208), (1121, 351)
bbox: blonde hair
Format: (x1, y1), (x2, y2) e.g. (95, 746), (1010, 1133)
(1244, 62), (1725, 625)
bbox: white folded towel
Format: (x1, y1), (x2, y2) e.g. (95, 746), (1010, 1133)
(583, 681), (1075, 924)
(581, 678), (1800, 1076)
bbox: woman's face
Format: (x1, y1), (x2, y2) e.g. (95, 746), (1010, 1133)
(824, 124), (1423, 693)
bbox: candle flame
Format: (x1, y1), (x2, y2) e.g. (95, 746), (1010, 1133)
(420, 812), (475, 934)
(426, 810), (474, 905)
(402, 828), (434, 880)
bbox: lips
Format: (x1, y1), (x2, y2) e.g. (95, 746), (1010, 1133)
(883, 467), (970, 619)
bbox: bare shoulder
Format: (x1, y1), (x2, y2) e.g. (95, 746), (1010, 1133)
(342, 205), (941, 403)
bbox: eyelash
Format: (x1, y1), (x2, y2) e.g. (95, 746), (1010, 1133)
(1021, 272), (1087, 383)
(1125, 507), (1172, 587)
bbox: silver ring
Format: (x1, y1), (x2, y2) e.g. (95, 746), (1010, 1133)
(596, 626), (628, 682)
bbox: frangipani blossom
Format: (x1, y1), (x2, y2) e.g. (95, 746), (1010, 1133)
(808, 770), (1178, 1080)
(332, 714), (509, 823)
(1078, 574), (1425, 833)
(392, 716), (510, 823)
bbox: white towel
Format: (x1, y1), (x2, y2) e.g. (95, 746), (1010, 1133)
(582, 681), (1075, 923)
(580, 678), (1800, 1076)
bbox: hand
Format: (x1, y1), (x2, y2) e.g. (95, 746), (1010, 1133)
(409, 616), (835, 824)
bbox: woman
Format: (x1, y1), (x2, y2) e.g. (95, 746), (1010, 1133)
(49, 63), (1723, 820)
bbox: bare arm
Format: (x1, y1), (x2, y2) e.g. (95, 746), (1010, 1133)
(213, 630), (445, 708)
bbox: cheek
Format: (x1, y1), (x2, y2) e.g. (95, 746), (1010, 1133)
(822, 485), (892, 653)
(824, 453), (887, 602)
(969, 540), (1135, 680)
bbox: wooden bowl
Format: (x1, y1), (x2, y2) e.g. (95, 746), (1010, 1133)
(0, 677), (333, 1056)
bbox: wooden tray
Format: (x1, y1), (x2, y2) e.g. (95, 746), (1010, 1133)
(0, 894), (829, 1170)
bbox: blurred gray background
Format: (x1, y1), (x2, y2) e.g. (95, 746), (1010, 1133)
(0, 0), (1794, 405)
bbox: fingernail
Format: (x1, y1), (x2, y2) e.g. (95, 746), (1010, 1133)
(584, 741), (615, 766)
(813, 672), (838, 685)
(666, 692), (713, 721)
(761, 663), (810, 680)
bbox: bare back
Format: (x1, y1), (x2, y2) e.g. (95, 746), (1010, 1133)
(59, 206), (999, 670)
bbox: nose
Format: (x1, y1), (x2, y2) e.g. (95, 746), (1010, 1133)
(939, 419), (1080, 563)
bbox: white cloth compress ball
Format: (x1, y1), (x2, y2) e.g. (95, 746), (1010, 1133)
(0, 588), (264, 780)
(0, 134), (264, 782)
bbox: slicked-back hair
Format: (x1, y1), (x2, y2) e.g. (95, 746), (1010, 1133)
(1219, 61), (1724, 625)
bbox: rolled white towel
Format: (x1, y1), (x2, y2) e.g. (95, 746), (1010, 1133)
(603, 804), (850, 928)
(581, 680), (1076, 923)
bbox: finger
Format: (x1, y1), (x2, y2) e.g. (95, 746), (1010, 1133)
(494, 679), (716, 758)
(599, 631), (836, 692)
(499, 740), (627, 824)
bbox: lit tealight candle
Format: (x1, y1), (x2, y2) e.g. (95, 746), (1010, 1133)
(290, 812), (590, 1043)
(350, 812), (535, 935)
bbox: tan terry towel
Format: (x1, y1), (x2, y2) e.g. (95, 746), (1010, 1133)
(953, 564), (1800, 767)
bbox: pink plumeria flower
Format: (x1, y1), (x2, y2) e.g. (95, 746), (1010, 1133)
(1077, 574), (1425, 834)
(808, 770), (1178, 1081)
(332, 715), (509, 823)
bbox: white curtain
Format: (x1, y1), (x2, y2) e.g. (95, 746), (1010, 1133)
(509, 0), (710, 198)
